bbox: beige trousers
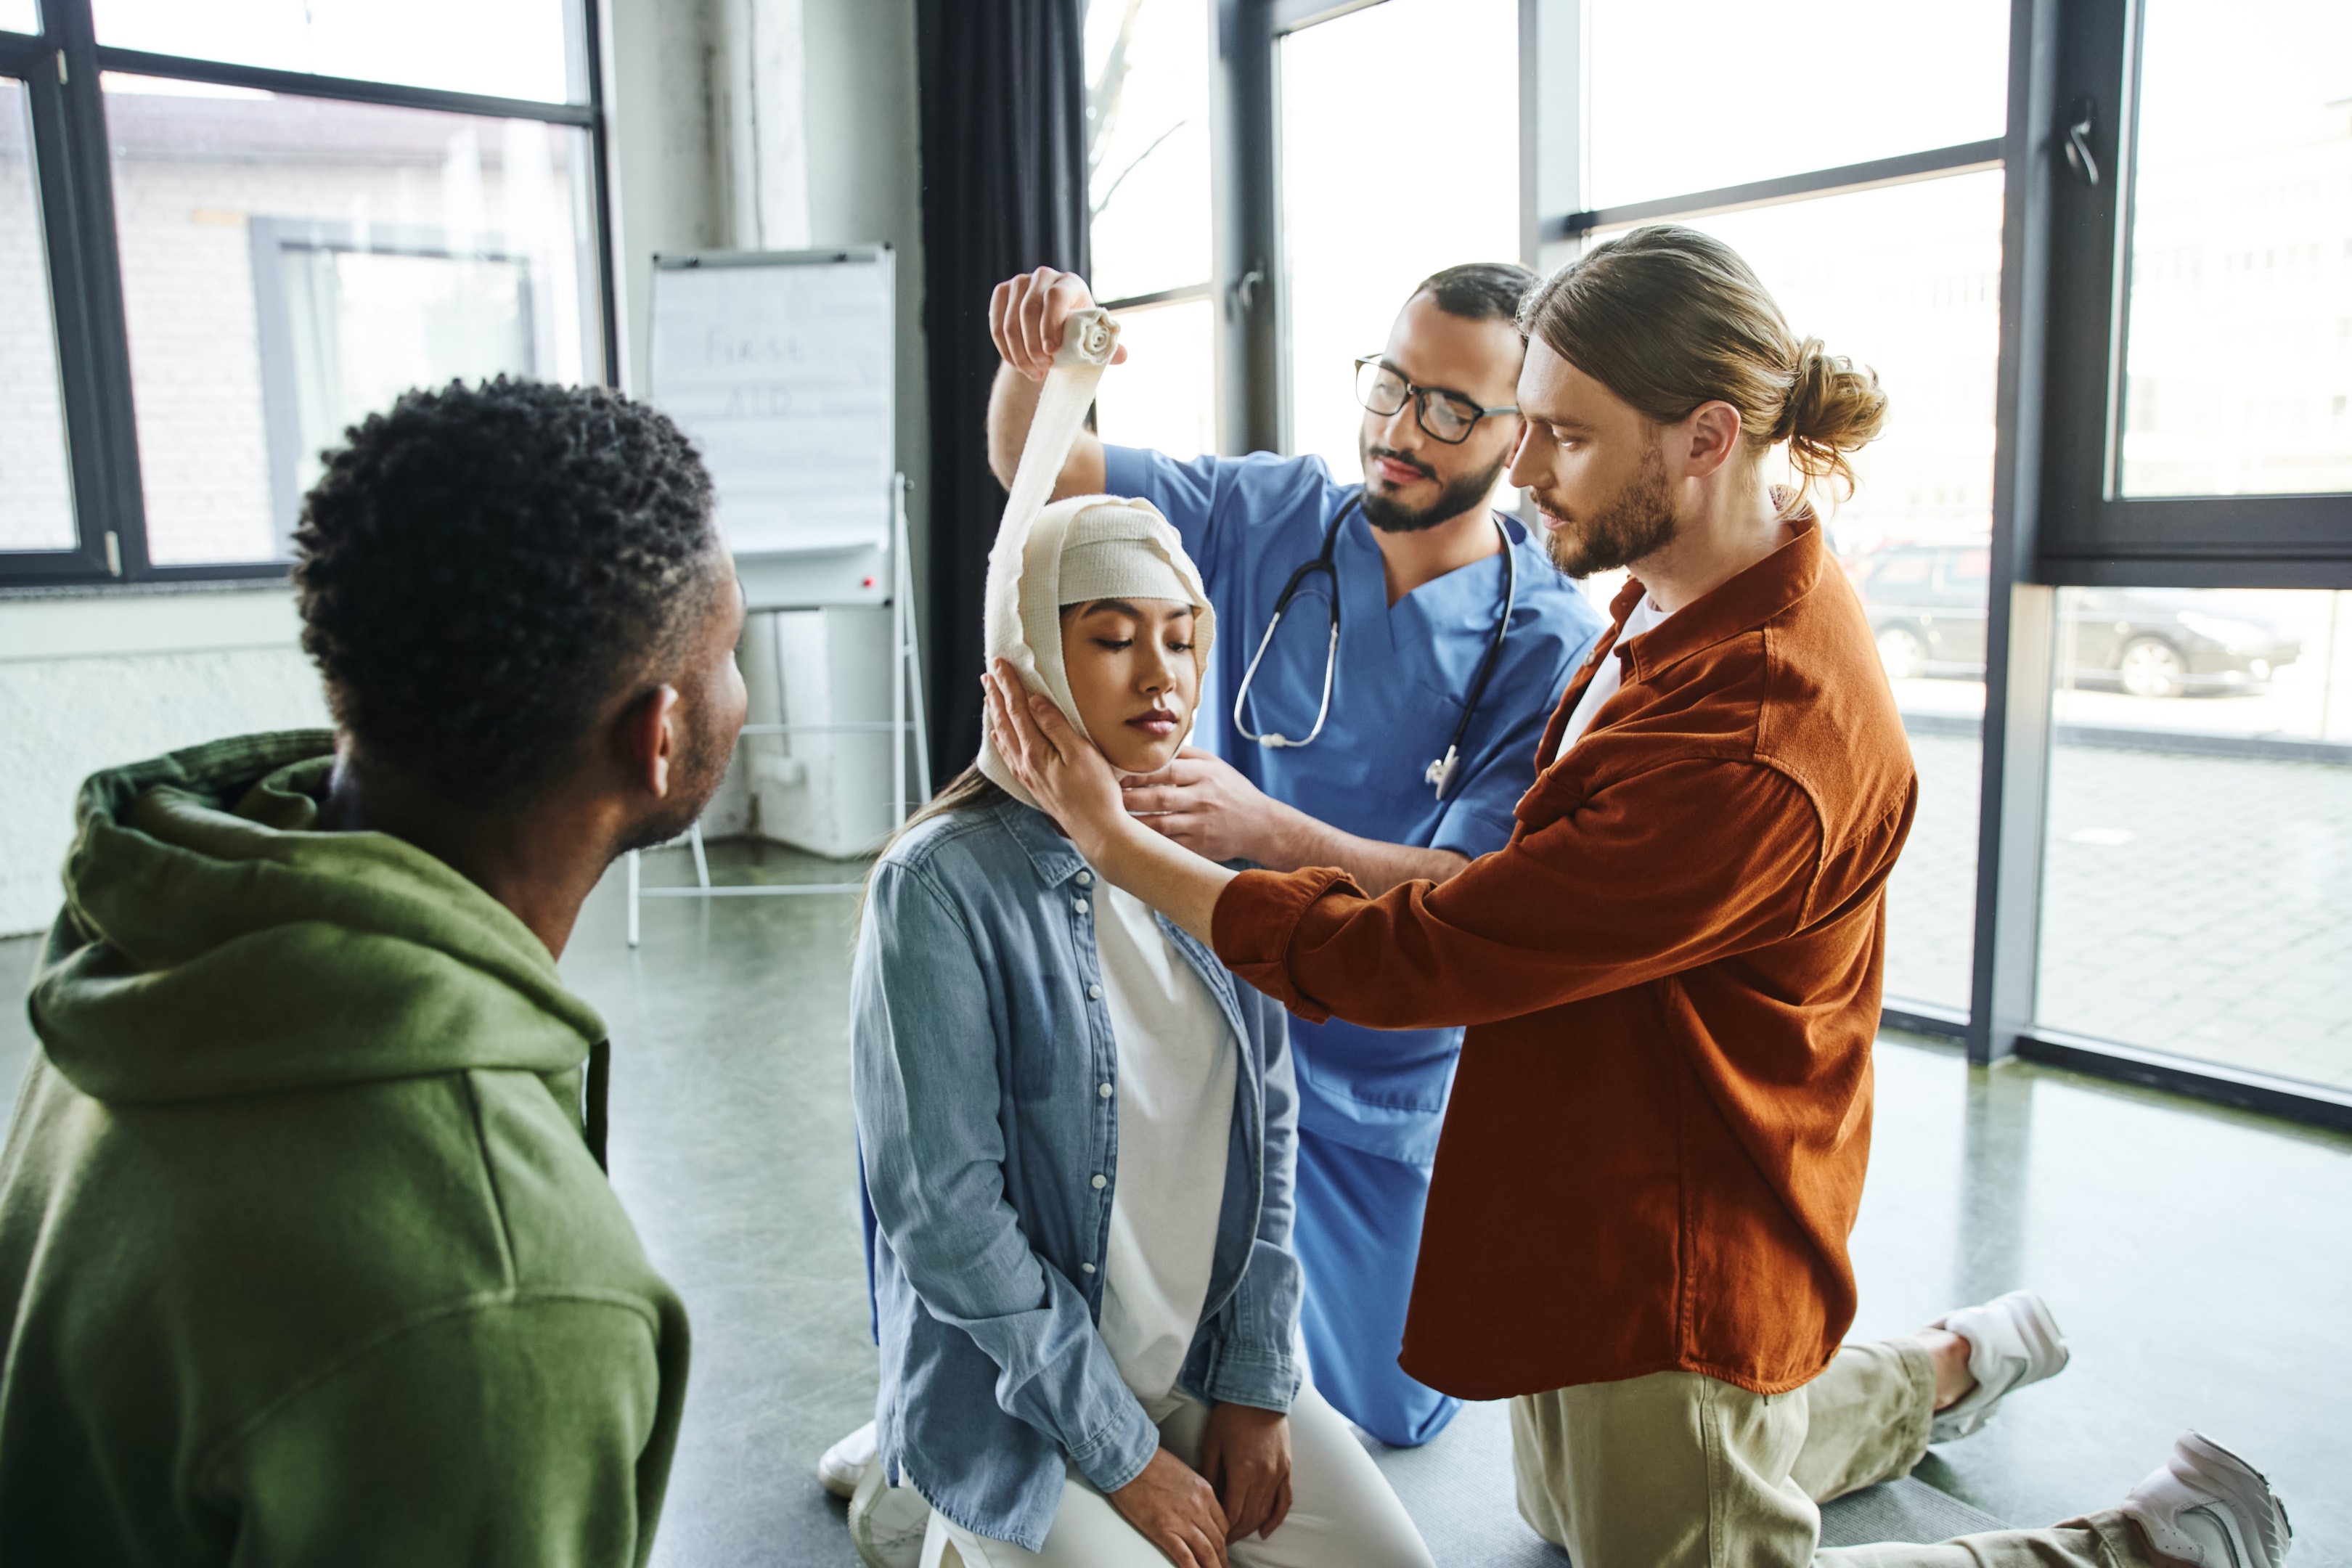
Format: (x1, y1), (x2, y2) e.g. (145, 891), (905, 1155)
(1511, 1340), (2153, 1568)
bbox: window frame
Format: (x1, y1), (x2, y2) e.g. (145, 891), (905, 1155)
(1, 25), (121, 581)
(2037, 0), (2352, 589)
(0, 0), (618, 591)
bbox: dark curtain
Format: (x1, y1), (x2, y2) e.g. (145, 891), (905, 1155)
(916, 0), (1092, 785)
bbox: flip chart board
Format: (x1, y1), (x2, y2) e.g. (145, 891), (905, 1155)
(648, 248), (894, 555)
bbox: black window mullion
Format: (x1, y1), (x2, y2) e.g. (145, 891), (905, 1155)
(1544, 139), (2006, 242)
(0, 33), (46, 74)
(579, 0), (620, 388)
(0, 61), (109, 582)
(51, 0), (150, 581)
(1212, 0), (1282, 457)
(0, 1), (137, 587)
(87, 46), (597, 128)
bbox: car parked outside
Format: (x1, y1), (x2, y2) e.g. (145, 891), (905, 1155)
(1845, 544), (2303, 697)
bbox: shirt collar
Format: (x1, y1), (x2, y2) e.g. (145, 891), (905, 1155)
(1616, 509), (1825, 685)
(999, 796), (1093, 887)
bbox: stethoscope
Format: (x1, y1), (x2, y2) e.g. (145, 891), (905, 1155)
(1231, 494), (1518, 800)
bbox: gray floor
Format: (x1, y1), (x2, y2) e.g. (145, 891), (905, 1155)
(4, 838), (2348, 1565)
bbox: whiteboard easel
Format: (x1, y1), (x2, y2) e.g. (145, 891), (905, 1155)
(625, 248), (931, 945)
(624, 477), (929, 944)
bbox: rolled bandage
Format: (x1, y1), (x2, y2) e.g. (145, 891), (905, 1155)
(977, 308), (1215, 808)
(1061, 308), (1117, 366)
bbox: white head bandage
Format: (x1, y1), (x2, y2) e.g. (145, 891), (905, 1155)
(1055, 504), (1197, 608)
(975, 310), (1214, 807)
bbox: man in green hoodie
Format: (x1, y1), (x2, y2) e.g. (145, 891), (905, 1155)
(0, 377), (748, 1566)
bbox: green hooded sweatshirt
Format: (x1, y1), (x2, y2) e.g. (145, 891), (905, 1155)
(0, 732), (688, 1567)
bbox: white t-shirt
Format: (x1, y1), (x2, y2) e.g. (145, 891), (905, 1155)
(1093, 882), (1238, 1407)
(1557, 594), (1673, 754)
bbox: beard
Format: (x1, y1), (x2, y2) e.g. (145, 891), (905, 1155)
(1543, 443), (1678, 577)
(1358, 438), (1514, 535)
(616, 703), (737, 857)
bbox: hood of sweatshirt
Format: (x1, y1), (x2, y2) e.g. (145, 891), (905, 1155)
(30, 730), (607, 1106)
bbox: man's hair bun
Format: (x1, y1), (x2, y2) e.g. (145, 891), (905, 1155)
(1776, 338), (1889, 502)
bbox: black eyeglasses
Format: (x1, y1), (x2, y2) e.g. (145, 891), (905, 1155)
(1354, 357), (1519, 445)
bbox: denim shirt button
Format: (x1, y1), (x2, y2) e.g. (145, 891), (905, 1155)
(1087, 983), (1103, 1000)
(1098, 1082), (1113, 1098)
(1090, 1173), (1107, 1190)
(1075, 870), (1094, 886)
(1081, 1262), (1097, 1274)
(1073, 897), (1090, 915)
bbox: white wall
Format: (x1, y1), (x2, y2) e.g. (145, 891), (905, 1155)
(605, 0), (730, 396)
(0, 593), (330, 935)
(735, 0), (933, 857)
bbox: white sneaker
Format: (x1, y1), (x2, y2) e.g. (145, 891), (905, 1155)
(2120, 1431), (2293, 1567)
(820, 1420), (879, 1500)
(847, 1455), (934, 1568)
(1927, 1289), (2071, 1442)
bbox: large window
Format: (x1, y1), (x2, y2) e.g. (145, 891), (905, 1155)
(105, 79), (599, 564)
(1583, 0), (2009, 212)
(0, 75), (73, 552)
(1277, 0), (1519, 478)
(91, 0), (581, 104)
(1189, 0), (2350, 1124)
(1568, 15), (2009, 1019)
(2041, 0), (2351, 576)
(1085, 0), (1215, 460)
(2036, 588), (2352, 1090)
(2113, 0), (2352, 502)
(1988, 0), (2352, 1122)
(1687, 173), (2006, 1013)
(0, 0), (610, 588)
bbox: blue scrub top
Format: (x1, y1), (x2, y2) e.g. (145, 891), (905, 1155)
(1104, 446), (1606, 1163)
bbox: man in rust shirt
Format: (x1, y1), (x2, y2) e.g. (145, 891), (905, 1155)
(984, 226), (2293, 1568)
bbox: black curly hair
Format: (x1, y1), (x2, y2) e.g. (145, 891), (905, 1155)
(294, 376), (721, 809)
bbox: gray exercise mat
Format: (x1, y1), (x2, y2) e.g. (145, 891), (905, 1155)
(1365, 1398), (2006, 1566)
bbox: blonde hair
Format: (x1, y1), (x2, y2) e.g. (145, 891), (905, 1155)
(1517, 225), (1889, 511)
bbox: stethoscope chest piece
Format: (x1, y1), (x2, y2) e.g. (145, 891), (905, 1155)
(1424, 746), (1462, 799)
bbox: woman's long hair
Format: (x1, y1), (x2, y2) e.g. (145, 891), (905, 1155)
(855, 764), (1010, 931)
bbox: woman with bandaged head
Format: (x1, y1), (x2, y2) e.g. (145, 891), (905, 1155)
(849, 491), (1432, 1568)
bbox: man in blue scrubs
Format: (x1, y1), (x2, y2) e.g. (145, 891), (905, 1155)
(985, 262), (1607, 1447)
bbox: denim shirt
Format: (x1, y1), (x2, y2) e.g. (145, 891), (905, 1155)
(852, 796), (1303, 1553)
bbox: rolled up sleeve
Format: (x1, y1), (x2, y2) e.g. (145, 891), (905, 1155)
(1214, 759), (1826, 1031)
